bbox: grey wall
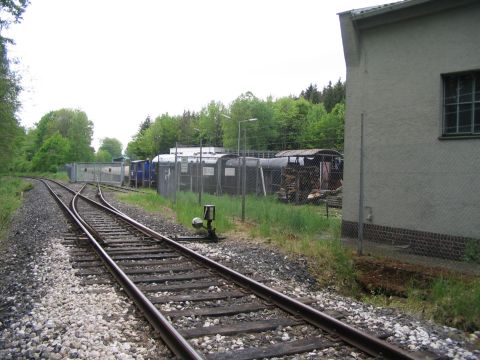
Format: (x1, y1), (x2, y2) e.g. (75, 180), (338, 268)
(340, 2), (480, 238)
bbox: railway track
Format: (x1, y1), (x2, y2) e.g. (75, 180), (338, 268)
(41, 178), (421, 360)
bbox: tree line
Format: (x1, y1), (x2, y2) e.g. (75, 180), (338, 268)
(0, 0), (29, 171)
(5, 80), (345, 172)
(1, 0), (345, 172)
(126, 81), (345, 160)
(16, 109), (123, 172)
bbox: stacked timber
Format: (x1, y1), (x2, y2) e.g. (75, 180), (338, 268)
(277, 165), (320, 203)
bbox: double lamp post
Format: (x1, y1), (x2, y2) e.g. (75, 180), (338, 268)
(221, 114), (257, 221)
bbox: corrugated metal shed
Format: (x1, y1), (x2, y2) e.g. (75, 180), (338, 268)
(275, 149), (342, 158)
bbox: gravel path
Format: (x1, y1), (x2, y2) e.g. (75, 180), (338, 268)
(0, 181), (478, 359)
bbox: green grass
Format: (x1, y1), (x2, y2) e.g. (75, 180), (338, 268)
(421, 277), (480, 331)
(0, 176), (33, 238)
(115, 189), (480, 332)
(20, 171), (70, 181)
(117, 190), (355, 288)
(366, 276), (480, 332)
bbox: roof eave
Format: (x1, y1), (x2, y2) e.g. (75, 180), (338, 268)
(339, 0), (432, 20)
(339, 0), (479, 28)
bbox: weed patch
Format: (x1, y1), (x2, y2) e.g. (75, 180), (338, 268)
(422, 277), (480, 331)
(0, 177), (31, 237)
(116, 191), (354, 287)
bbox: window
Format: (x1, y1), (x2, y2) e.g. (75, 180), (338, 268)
(443, 71), (480, 136)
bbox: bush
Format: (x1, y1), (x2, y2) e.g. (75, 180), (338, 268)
(464, 239), (480, 264)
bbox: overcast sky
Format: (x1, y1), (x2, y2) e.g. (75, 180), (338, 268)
(7, 0), (388, 151)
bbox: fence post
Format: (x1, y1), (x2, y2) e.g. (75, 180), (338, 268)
(199, 138), (203, 205)
(174, 143), (178, 204)
(358, 113), (365, 256)
(216, 159), (222, 195)
(156, 160), (160, 194)
(241, 129), (247, 222)
(120, 162), (123, 186)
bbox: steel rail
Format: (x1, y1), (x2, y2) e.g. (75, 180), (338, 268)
(46, 179), (419, 359)
(94, 185), (419, 360)
(40, 179), (204, 360)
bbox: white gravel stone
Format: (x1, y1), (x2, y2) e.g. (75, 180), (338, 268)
(0, 237), (171, 359)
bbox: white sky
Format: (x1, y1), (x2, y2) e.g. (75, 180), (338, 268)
(7, 0), (388, 151)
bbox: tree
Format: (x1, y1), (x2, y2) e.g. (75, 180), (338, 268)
(0, 0), (29, 171)
(0, 0), (30, 29)
(98, 137), (122, 159)
(300, 83), (321, 104)
(126, 113), (179, 159)
(299, 102), (344, 150)
(0, 30), (24, 170)
(177, 110), (198, 145)
(198, 101), (226, 147)
(138, 115), (152, 133)
(273, 97), (311, 150)
(222, 92), (276, 151)
(31, 132), (70, 172)
(95, 149), (112, 163)
(34, 109), (94, 162)
(300, 80), (345, 112)
(147, 114), (179, 154)
(321, 79), (345, 112)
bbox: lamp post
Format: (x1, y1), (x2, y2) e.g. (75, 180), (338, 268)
(238, 118), (257, 201)
(221, 115), (258, 200)
(240, 119), (257, 221)
(220, 114), (257, 155)
(237, 118), (257, 156)
(194, 128), (203, 205)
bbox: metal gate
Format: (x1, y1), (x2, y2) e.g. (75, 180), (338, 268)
(70, 162), (125, 185)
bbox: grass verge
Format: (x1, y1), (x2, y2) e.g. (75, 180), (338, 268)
(18, 171), (70, 181)
(365, 275), (480, 332)
(413, 277), (480, 332)
(115, 190), (479, 332)
(0, 176), (33, 238)
(116, 191), (356, 289)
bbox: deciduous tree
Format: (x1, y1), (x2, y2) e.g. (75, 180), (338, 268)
(31, 132), (70, 172)
(34, 109), (94, 162)
(98, 137), (122, 159)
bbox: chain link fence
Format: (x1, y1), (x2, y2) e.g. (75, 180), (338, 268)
(148, 135), (480, 269)
(340, 118), (480, 269)
(154, 147), (342, 204)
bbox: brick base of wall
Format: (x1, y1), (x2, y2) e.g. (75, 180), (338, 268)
(341, 220), (477, 260)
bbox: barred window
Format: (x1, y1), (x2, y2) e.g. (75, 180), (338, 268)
(443, 71), (480, 136)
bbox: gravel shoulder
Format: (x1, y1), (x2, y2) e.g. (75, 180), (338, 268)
(0, 182), (478, 359)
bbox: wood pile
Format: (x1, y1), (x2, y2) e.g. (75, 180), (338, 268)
(277, 165), (320, 203)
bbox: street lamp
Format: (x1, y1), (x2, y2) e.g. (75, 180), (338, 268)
(237, 118), (257, 156)
(221, 114), (258, 155)
(194, 128), (203, 205)
(239, 119), (258, 222)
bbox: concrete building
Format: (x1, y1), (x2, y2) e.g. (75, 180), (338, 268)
(339, 0), (480, 259)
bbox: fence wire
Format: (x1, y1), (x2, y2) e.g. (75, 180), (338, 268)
(149, 137), (480, 269)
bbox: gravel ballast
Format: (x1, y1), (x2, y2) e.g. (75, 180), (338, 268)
(106, 191), (480, 360)
(0, 181), (478, 359)
(0, 181), (171, 359)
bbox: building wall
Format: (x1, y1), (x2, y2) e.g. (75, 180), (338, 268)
(340, 2), (480, 242)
